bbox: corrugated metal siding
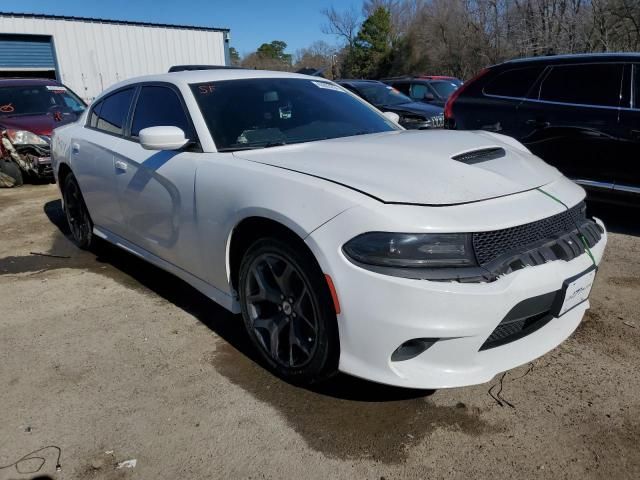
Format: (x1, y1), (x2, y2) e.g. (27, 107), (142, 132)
(0, 14), (227, 102)
(0, 34), (55, 68)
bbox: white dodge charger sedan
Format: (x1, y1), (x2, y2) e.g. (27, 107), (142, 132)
(51, 69), (607, 389)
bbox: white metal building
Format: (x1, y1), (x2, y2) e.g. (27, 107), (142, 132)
(0, 12), (230, 102)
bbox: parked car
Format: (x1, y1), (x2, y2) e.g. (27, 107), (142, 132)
(337, 79), (444, 129)
(417, 75), (463, 86)
(445, 53), (640, 205)
(52, 69), (606, 389)
(383, 76), (462, 107)
(0, 78), (86, 187)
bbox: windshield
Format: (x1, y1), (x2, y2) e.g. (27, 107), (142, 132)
(354, 83), (412, 107)
(191, 78), (399, 151)
(0, 85), (86, 117)
(429, 81), (459, 100)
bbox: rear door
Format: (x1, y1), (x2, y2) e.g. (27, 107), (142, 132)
(113, 84), (203, 276)
(74, 87), (135, 237)
(518, 62), (624, 186)
(617, 64), (640, 195)
(463, 65), (546, 136)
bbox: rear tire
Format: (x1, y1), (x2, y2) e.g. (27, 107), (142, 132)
(239, 237), (339, 384)
(62, 173), (93, 249)
(0, 160), (23, 187)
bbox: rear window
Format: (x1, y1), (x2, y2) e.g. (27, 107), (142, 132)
(94, 88), (134, 135)
(483, 66), (545, 98)
(391, 82), (410, 96)
(429, 81), (458, 100)
(409, 83), (430, 100)
(539, 64), (623, 107)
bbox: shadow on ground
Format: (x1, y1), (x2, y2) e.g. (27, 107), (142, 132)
(14, 199), (497, 463)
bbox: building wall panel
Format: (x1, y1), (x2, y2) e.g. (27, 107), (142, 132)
(0, 14), (227, 102)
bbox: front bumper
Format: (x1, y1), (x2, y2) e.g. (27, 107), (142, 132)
(306, 199), (607, 389)
(1, 134), (52, 178)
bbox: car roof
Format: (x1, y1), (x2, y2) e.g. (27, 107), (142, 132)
(500, 52), (640, 67)
(336, 79), (385, 87)
(100, 69), (333, 98)
(383, 76), (457, 81)
(0, 78), (63, 87)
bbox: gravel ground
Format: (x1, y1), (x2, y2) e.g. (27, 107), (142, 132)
(1, 184), (638, 480)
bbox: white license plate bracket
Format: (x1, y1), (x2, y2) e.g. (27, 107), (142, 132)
(552, 265), (597, 317)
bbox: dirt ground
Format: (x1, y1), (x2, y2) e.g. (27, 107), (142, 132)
(0, 184), (639, 480)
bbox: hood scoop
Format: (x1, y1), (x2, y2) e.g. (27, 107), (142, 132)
(452, 147), (505, 165)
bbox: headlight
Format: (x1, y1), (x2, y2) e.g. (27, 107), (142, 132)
(343, 232), (476, 268)
(5, 129), (49, 146)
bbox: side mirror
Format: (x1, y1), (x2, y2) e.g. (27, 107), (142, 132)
(423, 92), (435, 101)
(383, 111), (400, 123)
(139, 126), (189, 151)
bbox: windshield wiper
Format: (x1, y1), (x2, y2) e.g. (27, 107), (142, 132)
(263, 141), (287, 148)
(0, 112), (47, 118)
(218, 140), (288, 152)
(216, 146), (263, 152)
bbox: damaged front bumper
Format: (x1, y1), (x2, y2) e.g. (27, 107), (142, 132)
(0, 131), (52, 179)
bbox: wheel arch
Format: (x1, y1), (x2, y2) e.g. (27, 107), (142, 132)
(227, 215), (315, 294)
(56, 162), (73, 190)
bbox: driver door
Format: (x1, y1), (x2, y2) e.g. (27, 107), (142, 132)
(113, 84), (204, 278)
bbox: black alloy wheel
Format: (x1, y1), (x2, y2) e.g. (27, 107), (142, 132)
(239, 238), (339, 383)
(62, 173), (93, 249)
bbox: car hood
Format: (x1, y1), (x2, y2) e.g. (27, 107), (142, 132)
(383, 101), (443, 117)
(234, 130), (563, 205)
(0, 112), (81, 136)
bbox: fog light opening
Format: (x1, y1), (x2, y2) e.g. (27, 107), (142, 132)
(391, 338), (438, 362)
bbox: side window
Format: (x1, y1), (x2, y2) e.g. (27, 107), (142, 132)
(88, 101), (101, 128)
(392, 82), (410, 96)
(95, 88), (134, 135)
(539, 64), (623, 107)
(409, 83), (429, 100)
(483, 66), (545, 98)
(131, 86), (192, 138)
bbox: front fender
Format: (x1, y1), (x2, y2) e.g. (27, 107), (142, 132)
(193, 156), (362, 295)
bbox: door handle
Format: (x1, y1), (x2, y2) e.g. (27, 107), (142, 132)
(114, 160), (128, 172)
(526, 119), (550, 129)
(71, 143), (80, 154)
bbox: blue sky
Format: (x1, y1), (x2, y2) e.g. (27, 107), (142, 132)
(11, 0), (361, 56)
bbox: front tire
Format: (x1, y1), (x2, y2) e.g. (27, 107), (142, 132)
(239, 237), (339, 384)
(0, 159), (23, 187)
(62, 173), (93, 249)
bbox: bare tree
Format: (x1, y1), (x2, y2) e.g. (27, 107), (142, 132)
(321, 5), (362, 47)
(318, 0), (640, 80)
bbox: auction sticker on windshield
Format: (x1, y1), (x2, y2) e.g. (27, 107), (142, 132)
(558, 267), (597, 316)
(311, 81), (345, 92)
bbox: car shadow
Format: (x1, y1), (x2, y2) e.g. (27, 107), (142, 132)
(43, 199), (433, 403)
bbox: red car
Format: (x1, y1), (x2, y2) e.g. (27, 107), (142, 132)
(0, 78), (86, 187)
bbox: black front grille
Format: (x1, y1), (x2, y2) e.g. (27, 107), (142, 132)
(473, 202), (589, 266)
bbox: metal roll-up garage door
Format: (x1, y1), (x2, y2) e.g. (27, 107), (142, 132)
(0, 34), (57, 79)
